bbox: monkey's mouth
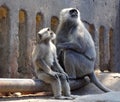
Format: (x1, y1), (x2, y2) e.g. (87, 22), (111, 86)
(69, 9), (78, 18)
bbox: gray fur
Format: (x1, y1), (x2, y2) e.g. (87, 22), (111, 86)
(32, 28), (73, 99)
(56, 8), (111, 92)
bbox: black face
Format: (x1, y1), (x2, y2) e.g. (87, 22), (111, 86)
(69, 9), (78, 18)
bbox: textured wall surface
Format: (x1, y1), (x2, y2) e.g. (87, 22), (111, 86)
(0, 0), (119, 78)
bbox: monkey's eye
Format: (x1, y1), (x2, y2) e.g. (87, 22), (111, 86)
(38, 34), (42, 39)
(47, 28), (50, 31)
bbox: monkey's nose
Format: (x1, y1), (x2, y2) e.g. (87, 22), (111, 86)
(69, 9), (78, 17)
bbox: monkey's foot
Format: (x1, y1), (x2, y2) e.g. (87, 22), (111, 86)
(54, 95), (75, 100)
(71, 95), (79, 99)
(64, 96), (75, 100)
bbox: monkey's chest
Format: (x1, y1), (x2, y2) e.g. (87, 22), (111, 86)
(45, 48), (55, 66)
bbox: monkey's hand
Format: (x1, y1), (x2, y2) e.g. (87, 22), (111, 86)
(58, 72), (69, 82)
(49, 71), (59, 79)
(63, 72), (69, 81)
(57, 42), (84, 54)
(57, 43), (70, 50)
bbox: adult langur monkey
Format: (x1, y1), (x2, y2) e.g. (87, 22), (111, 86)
(56, 8), (111, 92)
(32, 28), (73, 99)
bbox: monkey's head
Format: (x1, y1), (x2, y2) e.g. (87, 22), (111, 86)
(59, 8), (80, 23)
(37, 28), (56, 43)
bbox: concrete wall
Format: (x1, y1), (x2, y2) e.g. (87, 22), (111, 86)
(0, 0), (119, 78)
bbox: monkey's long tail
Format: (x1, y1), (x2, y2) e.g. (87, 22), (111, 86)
(88, 72), (112, 92)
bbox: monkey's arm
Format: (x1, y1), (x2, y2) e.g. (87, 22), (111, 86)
(52, 55), (69, 81)
(53, 57), (65, 73)
(57, 42), (85, 53)
(57, 42), (95, 60)
(31, 64), (39, 79)
(35, 57), (59, 78)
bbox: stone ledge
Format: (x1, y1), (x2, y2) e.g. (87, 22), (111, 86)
(0, 72), (120, 102)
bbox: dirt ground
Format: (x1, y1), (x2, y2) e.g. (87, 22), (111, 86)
(0, 71), (120, 102)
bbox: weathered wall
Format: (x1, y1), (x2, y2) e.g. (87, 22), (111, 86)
(0, 0), (119, 78)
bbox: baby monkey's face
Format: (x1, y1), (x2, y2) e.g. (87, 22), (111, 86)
(38, 28), (56, 41)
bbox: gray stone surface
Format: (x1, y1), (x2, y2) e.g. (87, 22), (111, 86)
(0, 92), (120, 102)
(75, 92), (120, 102)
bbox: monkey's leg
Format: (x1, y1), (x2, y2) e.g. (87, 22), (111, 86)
(37, 72), (62, 98)
(59, 76), (75, 100)
(60, 78), (71, 96)
(64, 50), (95, 78)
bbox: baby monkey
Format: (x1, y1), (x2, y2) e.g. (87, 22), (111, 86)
(32, 28), (73, 99)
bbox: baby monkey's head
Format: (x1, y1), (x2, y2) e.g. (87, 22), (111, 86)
(37, 28), (56, 43)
